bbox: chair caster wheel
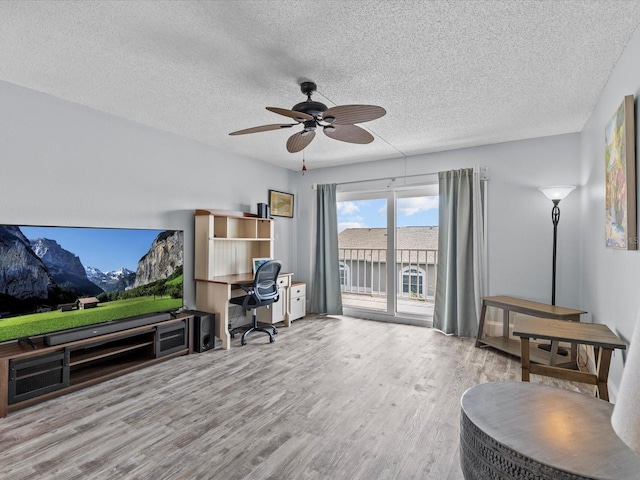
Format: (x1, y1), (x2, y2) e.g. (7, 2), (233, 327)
(270, 337), (275, 343)
(241, 340), (247, 346)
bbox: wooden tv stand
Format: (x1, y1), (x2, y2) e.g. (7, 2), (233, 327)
(0, 313), (194, 417)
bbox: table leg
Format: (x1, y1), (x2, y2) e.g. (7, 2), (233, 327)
(503, 308), (510, 338)
(475, 302), (488, 347)
(0, 358), (8, 418)
(550, 341), (559, 367)
(596, 347), (613, 401)
(594, 345), (601, 367)
(283, 284), (291, 328)
(567, 313), (579, 361)
(521, 337), (531, 382)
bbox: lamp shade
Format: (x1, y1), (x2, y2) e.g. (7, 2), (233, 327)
(538, 185), (576, 201)
(612, 315), (640, 454)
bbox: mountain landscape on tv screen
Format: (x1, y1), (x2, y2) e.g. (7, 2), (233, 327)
(85, 266), (136, 293)
(0, 226), (183, 316)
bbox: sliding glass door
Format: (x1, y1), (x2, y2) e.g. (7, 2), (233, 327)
(337, 185), (438, 325)
(337, 194), (389, 313)
(395, 191), (439, 317)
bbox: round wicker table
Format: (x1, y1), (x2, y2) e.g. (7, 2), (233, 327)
(460, 382), (640, 480)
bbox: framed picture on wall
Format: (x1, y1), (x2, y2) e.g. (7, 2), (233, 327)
(269, 190), (294, 218)
(605, 95), (637, 250)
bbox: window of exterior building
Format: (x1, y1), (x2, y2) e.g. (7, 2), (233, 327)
(400, 266), (425, 297)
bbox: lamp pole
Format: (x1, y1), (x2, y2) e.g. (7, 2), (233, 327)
(551, 199), (560, 306)
(539, 185), (576, 306)
(538, 185), (575, 355)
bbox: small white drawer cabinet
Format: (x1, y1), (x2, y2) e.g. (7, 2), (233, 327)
(289, 281), (306, 321)
(255, 275), (291, 325)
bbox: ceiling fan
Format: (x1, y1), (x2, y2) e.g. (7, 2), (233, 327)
(229, 81), (386, 153)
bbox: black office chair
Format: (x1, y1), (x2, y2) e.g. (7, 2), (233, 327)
(229, 260), (282, 345)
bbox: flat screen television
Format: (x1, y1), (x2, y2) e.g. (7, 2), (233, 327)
(0, 225), (184, 344)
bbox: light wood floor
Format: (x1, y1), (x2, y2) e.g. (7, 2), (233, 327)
(0, 315), (590, 480)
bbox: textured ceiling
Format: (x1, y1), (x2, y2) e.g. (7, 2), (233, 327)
(2, 1), (640, 170)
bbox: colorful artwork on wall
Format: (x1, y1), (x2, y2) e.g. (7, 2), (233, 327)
(605, 95), (636, 250)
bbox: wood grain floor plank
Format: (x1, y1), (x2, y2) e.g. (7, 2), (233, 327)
(0, 316), (591, 479)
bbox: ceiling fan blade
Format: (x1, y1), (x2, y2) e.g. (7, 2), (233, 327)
(286, 131), (316, 153)
(322, 105), (386, 125)
(324, 124), (374, 144)
(266, 107), (314, 121)
(229, 124), (296, 135)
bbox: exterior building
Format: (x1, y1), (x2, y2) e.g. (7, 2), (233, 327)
(338, 226), (438, 300)
(78, 297), (100, 309)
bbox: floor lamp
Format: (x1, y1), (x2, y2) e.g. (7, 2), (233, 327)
(538, 185), (576, 353)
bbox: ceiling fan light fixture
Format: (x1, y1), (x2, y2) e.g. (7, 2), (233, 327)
(302, 120), (316, 132)
(323, 116), (336, 124)
(324, 125), (336, 132)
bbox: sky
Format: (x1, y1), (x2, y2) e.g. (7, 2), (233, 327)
(337, 196), (438, 232)
(20, 226), (166, 272)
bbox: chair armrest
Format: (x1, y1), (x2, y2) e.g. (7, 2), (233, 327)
(237, 283), (254, 295)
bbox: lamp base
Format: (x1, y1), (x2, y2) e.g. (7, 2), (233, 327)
(537, 343), (568, 356)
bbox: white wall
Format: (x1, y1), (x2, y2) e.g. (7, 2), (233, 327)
(0, 80), (297, 309)
(4, 20), (638, 399)
(580, 24), (640, 397)
(295, 133), (582, 310)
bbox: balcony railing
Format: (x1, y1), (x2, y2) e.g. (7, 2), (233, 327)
(338, 247), (438, 314)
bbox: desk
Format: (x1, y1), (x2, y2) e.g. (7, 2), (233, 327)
(195, 273), (293, 350)
(460, 382), (640, 480)
(513, 317), (626, 401)
(476, 296), (587, 365)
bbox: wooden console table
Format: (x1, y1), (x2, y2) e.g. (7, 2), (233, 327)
(513, 317), (625, 401)
(460, 382), (640, 480)
(476, 296), (587, 365)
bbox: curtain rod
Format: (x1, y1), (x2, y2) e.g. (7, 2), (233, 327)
(311, 166), (488, 189)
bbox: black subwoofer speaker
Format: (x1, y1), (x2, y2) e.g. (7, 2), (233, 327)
(191, 311), (219, 352)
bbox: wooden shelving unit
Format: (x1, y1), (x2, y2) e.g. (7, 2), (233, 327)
(194, 209), (274, 281)
(195, 209), (281, 349)
(70, 337), (155, 366)
(194, 209), (305, 348)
